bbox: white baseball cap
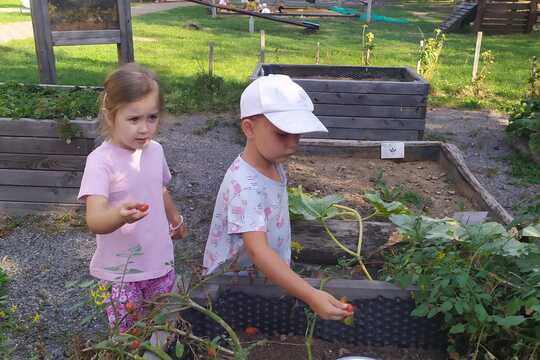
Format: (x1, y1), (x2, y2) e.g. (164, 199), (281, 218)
(240, 74), (328, 134)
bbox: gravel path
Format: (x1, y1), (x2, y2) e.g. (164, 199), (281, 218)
(1, 108), (538, 359)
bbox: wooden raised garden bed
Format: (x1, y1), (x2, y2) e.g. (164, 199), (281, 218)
(144, 140), (512, 360)
(0, 117), (97, 215)
(288, 139), (513, 267)
(145, 275), (447, 360)
(250, 64), (429, 141)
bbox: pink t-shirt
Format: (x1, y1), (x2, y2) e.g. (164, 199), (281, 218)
(78, 140), (174, 282)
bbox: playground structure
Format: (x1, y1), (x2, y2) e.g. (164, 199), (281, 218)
(441, 0), (539, 34)
(184, 0), (322, 29)
(215, 0), (366, 17)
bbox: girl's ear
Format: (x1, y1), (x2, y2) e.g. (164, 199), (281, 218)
(240, 118), (255, 139)
(103, 109), (114, 129)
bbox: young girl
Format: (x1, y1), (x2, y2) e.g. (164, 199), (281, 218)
(203, 75), (351, 321)
(78, 63), (187, 332)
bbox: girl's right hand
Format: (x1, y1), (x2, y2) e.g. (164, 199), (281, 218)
(307, 289), (351, 321)
(119, 202), (149, 224)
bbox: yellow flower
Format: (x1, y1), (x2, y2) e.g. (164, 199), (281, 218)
(10, 304), (17, 313)
(291, 240), (304, 253)
(0, 310), (6, 319)
(436, 251), (445, 261)
(32, 312), (41, 323)
(91, 285), (110, 306)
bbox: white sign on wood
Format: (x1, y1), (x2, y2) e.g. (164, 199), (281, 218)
(381, 142), (405, 159)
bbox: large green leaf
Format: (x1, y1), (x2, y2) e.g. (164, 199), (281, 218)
(493, 315), (526, 328)
(364, 192), (411, 218)
(288, 186), (343, 221)
(523, 224), (540, 238)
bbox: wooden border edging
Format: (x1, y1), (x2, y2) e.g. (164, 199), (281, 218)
(298, 139), (514, 225)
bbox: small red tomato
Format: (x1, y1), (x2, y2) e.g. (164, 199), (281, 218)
(125, 302), (136, 314)
(135, 203), (149, 212)
(244, 326), (258, 335)
(130, 340), (141, 350)
(345, 303), (354, 313)
(207, 346), (217, 358)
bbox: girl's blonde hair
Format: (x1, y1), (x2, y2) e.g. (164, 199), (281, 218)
(98, 63), (165, 138)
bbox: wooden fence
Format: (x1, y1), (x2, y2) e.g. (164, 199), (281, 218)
(475, 0), (539, 34)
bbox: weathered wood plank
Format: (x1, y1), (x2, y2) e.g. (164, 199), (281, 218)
(438, 143), (513, 225)
(0, 118), (98, 139)
(117, 0), (134, 63)
(292, 220), (395, 265)
(309, 92), (427, 106)
(314, 104), (426, 119)
(0, 201), (82, 216)
(0, 137), (95, 155)
(0, 169), (82, 187)
(52, 30), (121, 46)
(0, 153), (87, 171)
(296, 79), (428, 95)
(195, 275), (414, 301)
(0, 185), (79, 204)
(30, 0), (56, 84)
(318, 116), (426, 130)
(298, 139), (442, 162)
(303, 128), (422, 141)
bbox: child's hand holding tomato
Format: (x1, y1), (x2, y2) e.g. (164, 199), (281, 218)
(119, 202), (149, 224)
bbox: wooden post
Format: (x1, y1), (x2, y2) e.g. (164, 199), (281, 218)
(366, 0), (372, 23)
(209, 42), (214, 77)
(211, 0), (217, 17)
(526, 0), (538, 33)
(474, 0), (485, 32)
(472, 31), (483, 81)
(531, 56), (538, 97)
(117, 0), (134, 64)
(30, 0), (56, 84)
(416, 40), (424, 74)
(259, 30), (265, 63)
(249, 16), (254, 33)
(316, 41), (320, 64)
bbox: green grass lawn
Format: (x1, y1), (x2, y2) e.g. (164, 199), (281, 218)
(0, 0), (21, 8)
(0, 1), (538, 113)
(0, 0), (29, 24)
(0, 12), (29, 24)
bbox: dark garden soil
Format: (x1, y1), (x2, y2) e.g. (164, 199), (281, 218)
(287, 154), (476, 219)
(240, 334), (446, 360)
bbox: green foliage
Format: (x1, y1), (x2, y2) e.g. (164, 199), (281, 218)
(0, 82), (99, 119)
(383, 215), (540, 359)
(361, 25), (375, 66)
(417, 28), (445, 81)
(371, 170), (424, 210)
(513, 194), (540, 227)
(0, 267), (13, 357)
(507, 153), (540, 185)
(461, 50), (495, 100)
(507, 97), (540, 155)
(288, 185), (343, 221)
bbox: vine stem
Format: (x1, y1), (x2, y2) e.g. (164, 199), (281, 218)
(187, 298), (243, 354)
(329, 204), (373, 280)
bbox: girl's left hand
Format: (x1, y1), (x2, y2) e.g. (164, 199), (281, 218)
(170, 216), (187, 240)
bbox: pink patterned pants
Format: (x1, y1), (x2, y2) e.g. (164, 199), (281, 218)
(105, 270), (176, 332)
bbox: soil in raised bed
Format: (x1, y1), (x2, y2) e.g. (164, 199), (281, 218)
(240, 334), (446, 360)
(286, 154), (476, 219)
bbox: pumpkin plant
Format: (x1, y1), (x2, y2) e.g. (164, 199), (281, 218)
(383, 215), (540, 360)
(288, 185), (411, 280)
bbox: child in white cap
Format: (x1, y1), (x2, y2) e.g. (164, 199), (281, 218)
(203, 75), (351, 320)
